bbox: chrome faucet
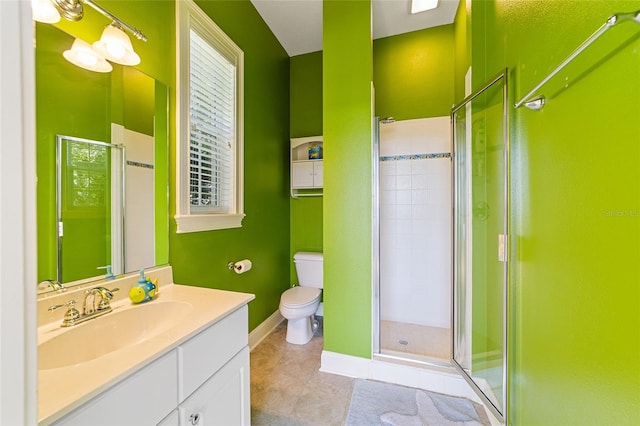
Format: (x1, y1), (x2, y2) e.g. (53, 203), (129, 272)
(49, 286), (119, 327)
(83, 286), (119, 315)
(40, 279), (65, 292)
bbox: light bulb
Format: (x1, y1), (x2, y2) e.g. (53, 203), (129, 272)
(92, 23), (140, 66)
(63, 38), (112, 73)
(77, 50), (99, 67)
(106, 42), (126, 59)
(32, 0), (60, 23)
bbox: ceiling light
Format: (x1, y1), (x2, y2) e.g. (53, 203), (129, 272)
(32, 0), (61, 23)
(63, 38), (112, 73)
(92, 23), (141, 66)
(50, 0), (83, 21)
(411, 0), (438, 14)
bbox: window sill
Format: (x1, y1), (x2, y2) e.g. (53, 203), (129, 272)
(174, 213), (245, 233)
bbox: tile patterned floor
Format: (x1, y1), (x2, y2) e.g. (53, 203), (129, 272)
(250, 320), (355, 425)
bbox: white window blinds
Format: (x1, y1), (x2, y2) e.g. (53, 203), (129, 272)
(189, 29), (236, 213)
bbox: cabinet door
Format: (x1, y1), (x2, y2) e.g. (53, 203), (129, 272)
(179, 347), (250, 426)
(313, 161), (323, 187)
(53, 350), (178, 426)
(292, 162), (315, 188)
(179, 306), (248, 401)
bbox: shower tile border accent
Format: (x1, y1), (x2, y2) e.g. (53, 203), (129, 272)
(126, 160), (154, 169)
(380, 153), (451, 161)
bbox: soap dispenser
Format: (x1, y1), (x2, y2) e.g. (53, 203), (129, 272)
(129, 269), (157, 304)
(97, 265), (116, 281)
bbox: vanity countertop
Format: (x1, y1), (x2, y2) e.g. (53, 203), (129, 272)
(38, 280), (255, 424)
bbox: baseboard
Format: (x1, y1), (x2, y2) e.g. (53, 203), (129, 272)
(249, 310), (284, 351)
(320, 350), (371, 378)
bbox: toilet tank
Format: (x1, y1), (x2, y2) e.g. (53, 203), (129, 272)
(294, 252), (323, 289)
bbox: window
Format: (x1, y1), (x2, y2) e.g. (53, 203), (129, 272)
(176, 0), (244, 233)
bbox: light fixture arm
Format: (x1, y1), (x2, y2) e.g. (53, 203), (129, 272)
(83, 0), (147, 41)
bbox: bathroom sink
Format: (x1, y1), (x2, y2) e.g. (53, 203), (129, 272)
(39, 300), (192, 370)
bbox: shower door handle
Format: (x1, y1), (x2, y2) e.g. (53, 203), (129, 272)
(498, 234), (507, 262)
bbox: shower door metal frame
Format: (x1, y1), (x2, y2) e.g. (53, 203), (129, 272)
(372, 115), (381, 356)
(450, 68), (509, 422)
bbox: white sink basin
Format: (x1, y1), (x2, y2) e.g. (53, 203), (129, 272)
(39, 300), (192, 370)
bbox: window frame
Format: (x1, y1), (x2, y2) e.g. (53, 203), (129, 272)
(175, 0), (245, 233)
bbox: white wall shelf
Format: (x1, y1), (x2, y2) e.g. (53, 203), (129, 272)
(291, 136), (323, 198)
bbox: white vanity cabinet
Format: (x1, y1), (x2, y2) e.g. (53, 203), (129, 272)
(291, 136), (323, 198)
(52, 305), (250, 426)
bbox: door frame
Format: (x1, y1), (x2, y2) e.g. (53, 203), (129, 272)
(450, 68), (510, 422)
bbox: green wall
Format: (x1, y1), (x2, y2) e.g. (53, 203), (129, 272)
(290, 52), (324, 285)
(453, 0), (470, 103)
(469, 0), (640, 424)
(169, 0), (291, 332)
(373, 24), (455, 120)
(323, 0), (373, 358)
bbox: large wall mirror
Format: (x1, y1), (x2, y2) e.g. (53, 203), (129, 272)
(36, 22), (169, 293)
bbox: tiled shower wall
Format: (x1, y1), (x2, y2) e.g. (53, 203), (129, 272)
(379, 117), (452, 329)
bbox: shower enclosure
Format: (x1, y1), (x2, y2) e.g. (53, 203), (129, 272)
(374, 116), (453, 365)
(373, 69), (509, 422)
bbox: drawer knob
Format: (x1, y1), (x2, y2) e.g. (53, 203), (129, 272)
(189, 413), (201, 425)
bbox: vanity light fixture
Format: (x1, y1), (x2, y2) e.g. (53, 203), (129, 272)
(92, 22), (141, 66)
(63, 38), (113, 73)
(50, 0), (83, 21)
(42, 0), (148, 42)
(411, 0), (438, 14)
(31, 0), (61, 23)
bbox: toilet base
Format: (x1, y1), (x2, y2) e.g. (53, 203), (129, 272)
(285, 315), (318, 345)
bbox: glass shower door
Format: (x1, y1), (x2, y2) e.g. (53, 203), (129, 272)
(451, 69), (508, 421)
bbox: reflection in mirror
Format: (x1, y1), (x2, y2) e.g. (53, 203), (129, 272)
(36, 22), (169, 294)
(56, 135), (125, 283)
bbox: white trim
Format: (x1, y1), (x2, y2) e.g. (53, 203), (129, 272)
(0, 1), (38, 423)
(320, 351), (371, 378)
(175, 213), (246, 234)
(175, 0), (245, 233)
(249, 310), (284, 350)
(290, 135), (323, 150)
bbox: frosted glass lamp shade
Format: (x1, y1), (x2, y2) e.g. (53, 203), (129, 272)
(32, 0), (61, 23)
(63, 38), (113, 73)
(92, 24), (141, 66)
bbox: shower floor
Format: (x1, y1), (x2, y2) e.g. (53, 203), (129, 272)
(380, 320), (451, 364)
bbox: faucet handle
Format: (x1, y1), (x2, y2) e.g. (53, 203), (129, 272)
(48, 299), (76, 311)
(48, 300), (80, 327)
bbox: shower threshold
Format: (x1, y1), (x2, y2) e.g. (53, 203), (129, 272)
(374, 350), (454, 373)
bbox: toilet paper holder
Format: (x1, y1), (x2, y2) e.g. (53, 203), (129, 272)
(227, 259), (252, 274)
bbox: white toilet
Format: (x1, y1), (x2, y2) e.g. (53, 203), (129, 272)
(279, 252), (323, 345)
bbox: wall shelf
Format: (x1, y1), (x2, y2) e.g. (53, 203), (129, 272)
(291, 136), (323, 198)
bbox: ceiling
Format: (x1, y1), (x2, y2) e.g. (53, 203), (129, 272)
(250, 0), (460, 57)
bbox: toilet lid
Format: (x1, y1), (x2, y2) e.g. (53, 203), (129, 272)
(281, 286), (321, 308)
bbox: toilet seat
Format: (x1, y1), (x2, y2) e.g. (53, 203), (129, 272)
(280, 286), (321, 309)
